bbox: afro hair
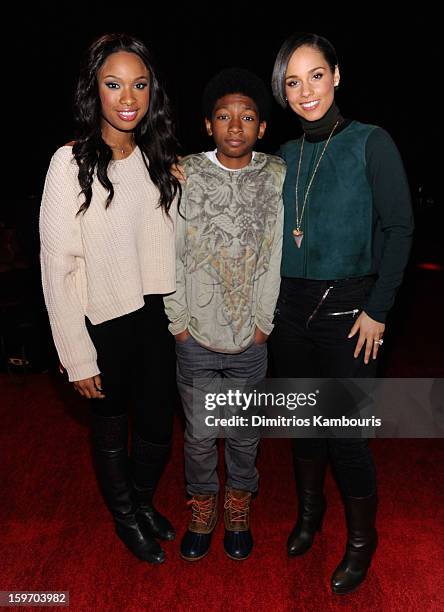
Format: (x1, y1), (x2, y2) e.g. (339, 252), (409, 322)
(202, 67), (271, 121)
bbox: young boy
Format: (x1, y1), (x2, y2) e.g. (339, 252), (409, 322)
(164, 68), (286, 561)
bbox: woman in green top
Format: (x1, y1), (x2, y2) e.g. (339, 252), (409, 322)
(270, 32), (413, 594)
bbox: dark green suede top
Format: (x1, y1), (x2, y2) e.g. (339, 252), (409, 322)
(278, 120), (414, 322)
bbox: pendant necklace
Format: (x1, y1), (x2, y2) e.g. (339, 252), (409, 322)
(293, 120), (339, 248)
(107, 136), (135, 158)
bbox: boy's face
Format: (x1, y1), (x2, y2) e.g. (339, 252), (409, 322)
(205, 93), (266, 169)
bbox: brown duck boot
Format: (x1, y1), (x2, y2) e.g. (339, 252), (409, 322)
(223, 487), (253, 560)
(180, 493), (218, 561)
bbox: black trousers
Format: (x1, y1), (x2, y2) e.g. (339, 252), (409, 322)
(269, 276), (377, 497)
(85, 295), (176, 445)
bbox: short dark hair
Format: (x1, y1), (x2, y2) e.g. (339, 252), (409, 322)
(203, 67), (271, 121)
(272, 32), (338, 108)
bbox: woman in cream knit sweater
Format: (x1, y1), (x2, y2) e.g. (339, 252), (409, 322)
(40, 33), (181, 564)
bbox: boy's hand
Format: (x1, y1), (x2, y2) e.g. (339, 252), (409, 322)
(175, 329), (190, 343)
(254, 327), (269, 345)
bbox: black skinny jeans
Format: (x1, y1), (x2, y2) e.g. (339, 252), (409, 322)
(269, 276), (377, 497)
(86, 295), (176, 445)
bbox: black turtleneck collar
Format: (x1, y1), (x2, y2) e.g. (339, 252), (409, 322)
(298, 101), (352, 142)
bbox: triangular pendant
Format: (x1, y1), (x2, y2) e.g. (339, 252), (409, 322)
(293, 232), (304, 248)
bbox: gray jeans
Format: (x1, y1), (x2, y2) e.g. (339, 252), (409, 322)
(176, 335), (268, 495)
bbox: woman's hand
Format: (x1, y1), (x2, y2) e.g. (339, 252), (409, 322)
(175, 329), (190, 343)
(73, 375), (105, 399)
(171, 160), (186, 183)
(348, 312), (385, 364)
(254, 327), (269, 345)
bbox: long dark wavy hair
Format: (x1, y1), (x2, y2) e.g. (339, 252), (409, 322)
(73, 33), (181, 215)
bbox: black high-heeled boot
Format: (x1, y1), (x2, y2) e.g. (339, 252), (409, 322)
(91, 413), (165, 564)
(287, 456), (328, 556)
(331, 493), (378, 594)
(130, 431), (175, 541)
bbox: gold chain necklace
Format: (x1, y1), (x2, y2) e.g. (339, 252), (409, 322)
(293, 120), (339, 248)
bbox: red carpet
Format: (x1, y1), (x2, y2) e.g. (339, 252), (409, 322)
(1, 373), (444, 611)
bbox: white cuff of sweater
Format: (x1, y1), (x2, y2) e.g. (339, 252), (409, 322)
(66, 361), (101, 383)
(255, 315), (274, 337)
(167, 316), (190, 337)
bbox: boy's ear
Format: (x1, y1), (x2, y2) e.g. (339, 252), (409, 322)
(257, 120), (267, 140)
(205, 118), (213, 136)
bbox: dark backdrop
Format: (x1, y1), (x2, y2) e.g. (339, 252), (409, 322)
(1, 10), (441, 375)
(5, 10), (437, 200)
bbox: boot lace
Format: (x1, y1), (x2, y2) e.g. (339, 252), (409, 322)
(187, 497), (214, 526)
(224, 491), (250, 524)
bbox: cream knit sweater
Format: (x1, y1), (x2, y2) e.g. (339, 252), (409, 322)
(40, 145), (176, 382)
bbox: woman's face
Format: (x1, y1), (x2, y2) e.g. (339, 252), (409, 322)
(97, 51), (150, 137)
(285, 45), (340, 121)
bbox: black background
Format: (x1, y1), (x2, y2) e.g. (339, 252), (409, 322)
(6, 9), (437, 200)
(1, 9), (441, 375)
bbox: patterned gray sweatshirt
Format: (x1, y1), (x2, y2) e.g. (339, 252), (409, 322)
(164, 152), (286, 353)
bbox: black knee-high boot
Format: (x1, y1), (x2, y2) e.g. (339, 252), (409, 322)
(287, 456), (328, 556)
(130, 431), (175, 541)
(91, 413), (165, 563)
(331, 493), (378, 594)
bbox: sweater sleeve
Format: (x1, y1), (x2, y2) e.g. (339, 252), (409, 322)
(255, 165), (285, 335)
(255, 200), (284, 335)
(39, 148), (99, 382)
(163, 189), (190, 335)
(363, 128), (414, 322)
